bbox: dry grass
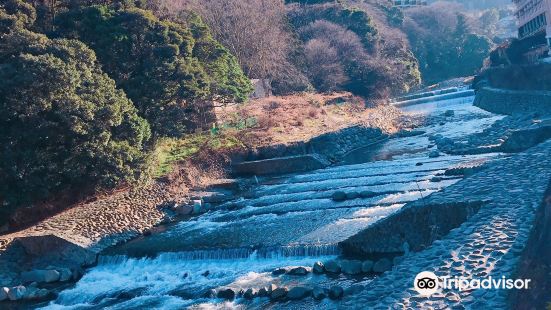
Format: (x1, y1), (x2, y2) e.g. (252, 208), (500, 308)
(216, 92), (403, 147)
(154, 92), (405, 179)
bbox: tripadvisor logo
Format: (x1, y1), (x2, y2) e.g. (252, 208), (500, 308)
(414, 271), (531, 297)
(414, 271), (439, 296)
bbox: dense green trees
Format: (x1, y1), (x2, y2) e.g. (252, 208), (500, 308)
(403, 4), (493, 84)
(0, 27), (151, 205)
(0, 0), (251, 217)
(186, 14), (253, 104)
(287, 2), (421, 98)
(55, 6), (251, 137)
(0, 0), (36, 32)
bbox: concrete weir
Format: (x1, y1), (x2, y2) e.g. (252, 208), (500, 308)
(339, 200), (487, 260)
(392, 89), (475, 107)
(232, 154), (330, 176)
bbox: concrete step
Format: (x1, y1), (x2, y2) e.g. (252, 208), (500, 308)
(232, 154), (330, 176)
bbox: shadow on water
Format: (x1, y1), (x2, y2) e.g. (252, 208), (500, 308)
(340, 142), (427, 165)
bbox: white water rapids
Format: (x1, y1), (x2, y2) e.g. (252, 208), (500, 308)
(41, 95), (507, 309)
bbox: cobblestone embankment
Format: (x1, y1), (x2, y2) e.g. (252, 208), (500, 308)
(340, 139), (551, 309)
(0, 181), (183, 255)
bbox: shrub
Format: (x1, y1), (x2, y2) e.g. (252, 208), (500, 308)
(303, 38), (348, 92)
(403, 3), (493, 83)
(0, 27), (151, 206)
(479, 64), (551, 91)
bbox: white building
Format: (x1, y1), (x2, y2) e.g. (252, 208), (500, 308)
(513, 0), (551, 55)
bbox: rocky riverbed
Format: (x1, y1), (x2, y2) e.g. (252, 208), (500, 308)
(3, 91), (551, 309)
(25, 94), (523, 309)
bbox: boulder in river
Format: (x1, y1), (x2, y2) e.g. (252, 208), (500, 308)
(175, 204), (193, 215)
(287, 286), (311, 300)
(71, 267), (84, 281)
(331, 191), (347, 202)
(287, 266), (309, 276)
(361, 260), (374, 273)
(328, 286), (344, 300)
(429, 150), (440, 158)
(58, 268), (73, 282)
(312, 287), (327, 300)
(23, 286), (38, 300)
(25, 288), (49, 300)
(444, 110), (455, 117)
(313, 261), (324, 274)
(21, 269), (60, 284)
(324, 260), (341, 273)
(37, 288), (49, 299)
(0, 287), (8, 301)
(359, 191), (378, 199)
(7, 286), (26, 301)
(373, 258), (393, 273)
(345, 192), (360, 200)
(204, 289), (217, 298)
(192, 200), (203, 214)
(257, 287), (269, 297)
(341, 260), (362, 275)
(270, 287), (288, 300)
(216, 288), (236, 300)
(243, 288), (256, 299)
(272, 267), (289, 276)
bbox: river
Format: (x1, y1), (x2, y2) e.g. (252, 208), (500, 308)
(41, 95), (507, 309)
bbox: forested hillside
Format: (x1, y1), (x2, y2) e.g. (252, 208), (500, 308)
(167, 0), (497, 90)
(0, 0), (251, 223)
(0, 0), (498, 225)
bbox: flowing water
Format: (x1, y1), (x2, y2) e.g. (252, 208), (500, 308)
(42, 96), (507, 309)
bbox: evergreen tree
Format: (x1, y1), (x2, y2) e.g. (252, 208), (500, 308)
(55, 5), (251, 138)
(0, 6), (151, 207)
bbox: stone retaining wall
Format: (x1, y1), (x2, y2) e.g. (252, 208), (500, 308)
(244, 126), (385, 162)
(339, 200), (486, 260)
(474, 87), (551, 115)
(232, 154), (330, 176)
(233, 126), (386, 176)
(509, 183), (551, 309)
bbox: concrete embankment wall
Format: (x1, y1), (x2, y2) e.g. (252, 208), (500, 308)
(474, 87), (551, 115)
(245, 126), (385, 161)
(232, 126), (386, 175)
(392, 89), (474, 107)
(391, 87), (459, 103)
(339, 200), (485, 260)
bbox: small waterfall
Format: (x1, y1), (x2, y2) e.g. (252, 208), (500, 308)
(98, 243), (341, 265)
(257, 243), (340, 258)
